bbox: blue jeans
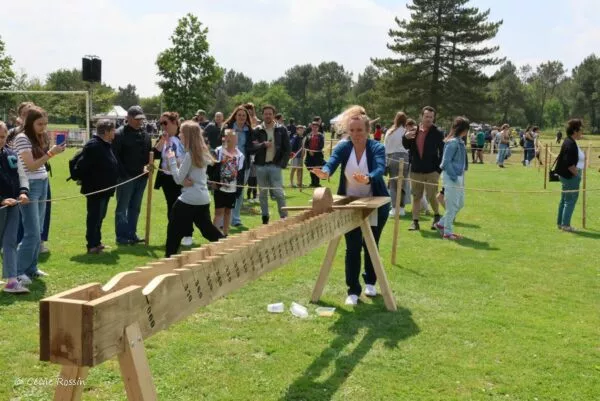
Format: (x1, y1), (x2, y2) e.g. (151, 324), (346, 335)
(557, 170), (581, 227)
(41, 181), (51, 241)
(439, 172), (465, 235)
(17, 178), (48, 277)
(0, 206), (20, 279)
(256, 164), (287, 218)
(344, 204), (390, 296)
(231, 168), (249, 226)
(115, 176), (148, 242)
(497, 144), (509, 166)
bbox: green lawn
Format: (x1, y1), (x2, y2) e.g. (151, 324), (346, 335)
(1, 148), (599, 401)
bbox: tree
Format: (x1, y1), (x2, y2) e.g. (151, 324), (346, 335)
(223, 69), (253, 97)
(530, 61), (566, 126)
(571, 54), (600, 131)
(279, 64), (314, 123)
(140, 95), (162, 119)
(310, 62), (353, 124)
(0, 35), (15, 89)
(490, 61), (525, 124)
(232, 83), (295, 118)
(373, 0), (504, 117)
(115, 84), (140, 109)
(156, 13), (223, 118)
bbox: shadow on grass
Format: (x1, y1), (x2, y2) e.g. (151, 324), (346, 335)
(69, 245), (164, 264)
(456, 237), (499, 251)
(571, 230), (600, 239)
(392, 264), (426, 277)
(281, 298), (419, 401)
(454, 221), (481, 229)
(0, 279), (47, 308)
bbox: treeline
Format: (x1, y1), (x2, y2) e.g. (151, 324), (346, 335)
(1, 0), (599, 132)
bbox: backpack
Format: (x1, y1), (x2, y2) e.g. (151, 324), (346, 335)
(67, 149), (84, 184)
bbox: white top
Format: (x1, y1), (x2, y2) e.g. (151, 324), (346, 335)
(577, 145), (585, 169)
(384, 127), (408, 154)
(345, 148), (378, 226)
(215, 146), (245, 193)
(168, 152), (212, 205)
(13, 133), (48, 180)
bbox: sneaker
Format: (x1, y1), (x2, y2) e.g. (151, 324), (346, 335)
(17, 274), (32, 285)
(434, 222), (444, 231)
(181, 236), (193, 247)
(31, 269), (49, 278)
(39, 242), (50, 254)
(3, 280), (30, 294)
(389, 208), (396, 217)
(443, 233), (463, 241)
(399, 208), (406, 217)
(345, 294), (359, 306)
(561, 226), (577, 233)
(431, 214), (441, 230)
(364, 284), (377, 297)
(408, 221), (420, 231)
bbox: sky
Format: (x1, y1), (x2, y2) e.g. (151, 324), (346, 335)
(2, 0), (599, 98)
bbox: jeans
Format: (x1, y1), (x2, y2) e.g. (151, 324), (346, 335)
(232, 168), (250, 225)
(165, 200), (224, 257)
(557, 170), (582, 227)
(344, 204), (390, 296)
(17, 178), (48, 277)
(497, 143), (509, 166)
(256, 164), (287, 219)
(439, 172), (465, 235)
(115, 176), (148, 242)
(86, 195), (111, 249)
(41, 181), (51, 241)
(0, 206), (20, 279)
(387, 152), (410, 208)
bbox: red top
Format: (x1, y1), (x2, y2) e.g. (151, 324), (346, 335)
(309, 134), (320, 151)
(374, 128), (383, 141)
(416, 125), (430, 159)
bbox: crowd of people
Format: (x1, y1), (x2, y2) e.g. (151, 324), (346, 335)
(0, 100), (588, 303)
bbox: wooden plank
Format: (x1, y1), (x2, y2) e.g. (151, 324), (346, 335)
(360, 219), (397, 312)
(48, 299), (87, 365)
(41, 283), (103, 302)
(118, 322), (158, 401)
(102, 259), (181, 293)
(53, 365), (89, 401)
(311, 236), (341, 303)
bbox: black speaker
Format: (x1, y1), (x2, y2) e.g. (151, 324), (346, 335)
(82, 56), (101, 83)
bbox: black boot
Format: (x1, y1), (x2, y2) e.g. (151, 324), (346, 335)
(409, 220), (420, 231)
(262, 215), (270, 225)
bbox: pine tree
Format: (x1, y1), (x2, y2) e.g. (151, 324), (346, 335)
(373, 0), (504, 117)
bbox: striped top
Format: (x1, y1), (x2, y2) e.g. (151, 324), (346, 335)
(13, 133), (48, 180)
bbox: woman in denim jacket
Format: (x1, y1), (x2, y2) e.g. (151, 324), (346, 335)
(435, 116), (469, 240)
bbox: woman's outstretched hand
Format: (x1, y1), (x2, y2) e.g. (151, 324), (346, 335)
(312, 168), (329, 180)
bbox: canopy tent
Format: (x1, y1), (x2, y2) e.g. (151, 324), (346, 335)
(93, 105), (127, 120)
(330, 112), (344, 125)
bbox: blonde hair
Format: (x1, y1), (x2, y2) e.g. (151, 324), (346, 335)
(0, 121), (7, 134)
(335, 105), (370, 134)
(180, 121), (215, 168)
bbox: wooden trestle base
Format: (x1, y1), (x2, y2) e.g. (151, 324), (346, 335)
(39, 187), (395, 401)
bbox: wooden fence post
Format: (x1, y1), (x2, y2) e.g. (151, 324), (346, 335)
(544, 143), (549, 189)
(145, 152), (155, 246)
(391, 160), (405, 265)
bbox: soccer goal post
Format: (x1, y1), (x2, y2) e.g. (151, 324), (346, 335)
(0, 89), (91, 144)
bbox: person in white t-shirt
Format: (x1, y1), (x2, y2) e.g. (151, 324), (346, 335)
(212, 130), (245, 236)
(383, 112), (411, 217)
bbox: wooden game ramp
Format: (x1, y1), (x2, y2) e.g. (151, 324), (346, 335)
(39, 188), (394, 401)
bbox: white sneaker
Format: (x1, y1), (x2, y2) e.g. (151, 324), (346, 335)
(364, 284), (377, 297)
(181, 236), (193, 246)
(3, 280), (30, 293)
(389, 208), (396, 217)
(17, 274), (32, 285)
(345, 294), (359, 306)
(32, 269), (49, 278)
(399, 207), (406, 216)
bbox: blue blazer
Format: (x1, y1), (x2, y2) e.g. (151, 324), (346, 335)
(322, 139), (390, 197)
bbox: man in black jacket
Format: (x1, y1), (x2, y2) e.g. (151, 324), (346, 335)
(402, 106), (444, 231)
(112, 106), (152, 245)
(247, 105), (291, 224)
(77, 120), (119, 253)
(203, 112), (224, 150)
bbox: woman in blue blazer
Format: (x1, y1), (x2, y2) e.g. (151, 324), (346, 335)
(313, 106), (390, 306)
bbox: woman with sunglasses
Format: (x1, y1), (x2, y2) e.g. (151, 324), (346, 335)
(153, 112), (193, 246)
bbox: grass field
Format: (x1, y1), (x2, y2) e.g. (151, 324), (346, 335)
(1, 144), (599, 401)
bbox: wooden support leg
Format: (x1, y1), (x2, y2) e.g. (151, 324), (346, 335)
(360, 219), (397, 312)
(311, 236), (341, 303)
(54, 365), (89, 401)
(118, 322), (158, 401)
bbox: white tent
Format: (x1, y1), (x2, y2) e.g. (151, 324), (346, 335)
(93, 105), (127, 120)
(330, 112), (344, 125)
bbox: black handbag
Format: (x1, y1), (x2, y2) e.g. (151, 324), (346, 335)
(549, 156), (560, 182)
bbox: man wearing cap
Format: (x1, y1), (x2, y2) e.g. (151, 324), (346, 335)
(112, 105), (152, 245)
(196, 109), (210, 129)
